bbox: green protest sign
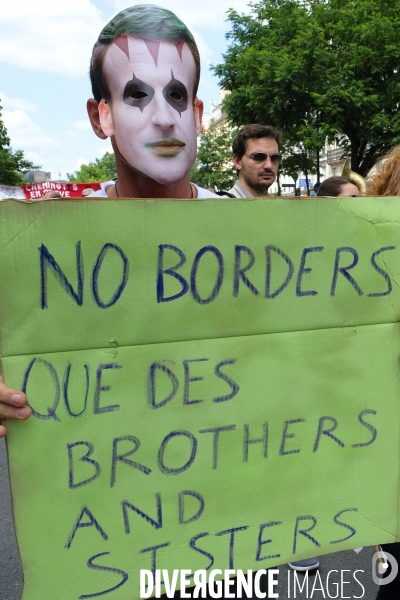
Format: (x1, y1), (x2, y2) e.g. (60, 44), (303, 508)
(0, 197), (400, 599)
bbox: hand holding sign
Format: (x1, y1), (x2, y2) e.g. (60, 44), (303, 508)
(0, 375), (30, 438)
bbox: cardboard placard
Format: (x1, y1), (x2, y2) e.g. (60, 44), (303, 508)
(1, 197), (400, 599)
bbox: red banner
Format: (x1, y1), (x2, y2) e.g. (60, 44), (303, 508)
(0, 181), (104, 200)
(22, 181), (102, 199)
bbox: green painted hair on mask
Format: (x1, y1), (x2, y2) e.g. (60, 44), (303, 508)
(90, 4), (201, 103)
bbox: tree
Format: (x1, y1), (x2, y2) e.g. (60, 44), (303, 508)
(190, 125), (238, 190)
(67, 152), (116, 182)
(313, 0), (400, 175)
(280, 143), (317, 195)
(213, 0), (400, 176)
(0, 106), (10, 149)
(0, 102), (40, 185)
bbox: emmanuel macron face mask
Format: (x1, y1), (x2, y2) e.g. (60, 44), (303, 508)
(92, 5), (201, 186)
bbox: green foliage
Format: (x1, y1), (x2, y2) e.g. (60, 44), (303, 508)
(67, 152), (116, 182)
(191, 125), (238, 191)
(0, 148), (40, 186)
(280, 142), (317, 194)
(0, 102), (40, 185)
(213, 0), (400, 175)
(0, 109), (10, 149)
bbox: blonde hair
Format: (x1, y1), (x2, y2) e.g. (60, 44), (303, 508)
(368, 146), (400, 196)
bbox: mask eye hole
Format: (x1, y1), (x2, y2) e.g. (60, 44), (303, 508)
(131, 90), (148, 99)
(162, 72), (188, 114)
(170, 91), (183, 101)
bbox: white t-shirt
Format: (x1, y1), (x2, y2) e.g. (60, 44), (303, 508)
(88, 181), (114, 197)
(88, 184), (219, 198)
(195, 185), (219, 198)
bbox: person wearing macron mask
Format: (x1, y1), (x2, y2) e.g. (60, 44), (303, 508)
(86, 4), (217, 200)
(0, 3), (218, 432)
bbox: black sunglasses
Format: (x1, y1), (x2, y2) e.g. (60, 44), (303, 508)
(247, 152), (282, 165)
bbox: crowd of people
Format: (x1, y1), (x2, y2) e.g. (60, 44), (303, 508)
(207, 124), (395, 202)
(0, 2), (399, 599)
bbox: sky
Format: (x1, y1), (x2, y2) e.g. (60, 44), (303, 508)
(0, 0), (248, 181)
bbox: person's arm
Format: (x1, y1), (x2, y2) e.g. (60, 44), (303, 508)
(0, 376), (31, 437)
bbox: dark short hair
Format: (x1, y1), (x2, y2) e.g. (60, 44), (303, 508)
(316, 176), (357, 197)
(89, 4), (200, 104)
(232, 124), (281, 158)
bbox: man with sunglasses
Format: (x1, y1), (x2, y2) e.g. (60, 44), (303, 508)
(228, 124), (281, 198)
